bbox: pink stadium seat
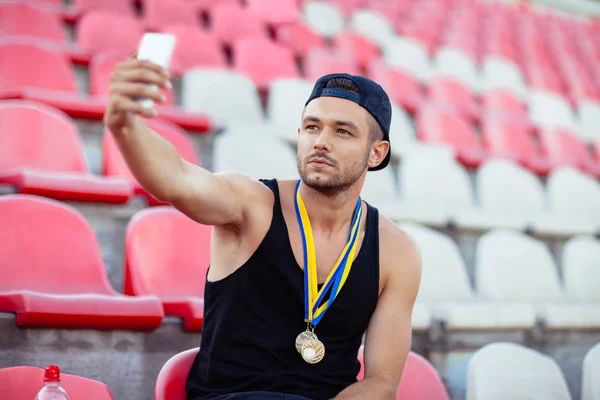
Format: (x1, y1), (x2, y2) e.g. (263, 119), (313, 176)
(1, 366), (115, 400)
(481, 116), (553, 175)
(481, 90), (529, 124)
(332, 32), (381, 71)
(0, 195), (164, 329)
(143, 0), (200, 30)
(304, 48), (360, 82)
(0, 100), (132, 203)
(275, 22), (326, 58)
(246, 0), (300, 25)
(427, 77), (480, 122)
(76, 10), (144, 55)
(125, 207), (212, 331)
(161, 25), (226, 76)
(233, 37), (299, 90)
(367, 60), (423, 115)
(0, 3), (66, 43)
(72, 0), (136, 18)
(416, 105), (488, 168)
(102, 119), (200, 205)
(210, 3), (268, 46)
(155, 348), (199, 400)
(538, 128), (600, 178)
(88, 51), (175, 105)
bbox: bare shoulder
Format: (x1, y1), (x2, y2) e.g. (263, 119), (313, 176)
(377, 215), (422, 296)
(216, 171), (275, 209)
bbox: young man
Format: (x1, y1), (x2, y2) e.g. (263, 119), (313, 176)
(104, 58), (421, 400)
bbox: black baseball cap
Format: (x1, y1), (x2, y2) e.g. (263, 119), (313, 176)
(305, 73), (392, 171)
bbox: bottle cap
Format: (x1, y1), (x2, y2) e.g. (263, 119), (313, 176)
(43, 365), (61, 382)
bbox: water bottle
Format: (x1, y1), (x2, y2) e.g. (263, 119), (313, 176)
(35, 365), (70, 400)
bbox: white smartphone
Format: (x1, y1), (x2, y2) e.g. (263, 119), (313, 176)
(136, 33), (176, 109)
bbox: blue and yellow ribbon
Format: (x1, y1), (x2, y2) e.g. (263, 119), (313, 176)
(294, 180), (363, 327)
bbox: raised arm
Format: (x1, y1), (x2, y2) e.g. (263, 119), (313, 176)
(103, 56), (268, 226)
(333, 219), (422, 400)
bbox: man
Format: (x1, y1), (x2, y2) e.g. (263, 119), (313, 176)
(104, 57), (421, 400)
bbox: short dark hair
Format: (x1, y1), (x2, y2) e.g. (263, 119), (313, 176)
(323, 78), (384, 144)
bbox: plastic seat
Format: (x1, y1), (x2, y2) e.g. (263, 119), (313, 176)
(143, 0), (200, 30)
(232, 38), (299, 90)
(76, 10), (144, 55)
(367, 60), (423, 115)
(529, 89), (578, 131)
(387, 102), (418, 158)
(357, 347), (450, 399)
(583, 343), (600, 400)
(467, 342), (571, 400)
(303, 47), (360, 82)
(0, 195), (164, 329)
(538, 128), (600, 178)
(431, 47), (480, 92)
(246, 0), (300, 25)
(210, 3), (268, 46)
(480, 90), (530, 125)
(155, 348), (199, 400)
(266, 78), (314, 143)
(384, 37), (431, 82)
(361, 168), (397, 206)
(182, 69), (264, 127)
(0, 100), (132, 203)
(213, 131), (299, 180)
(302, 1), (344, 38)
(398, 222), (536, 329)
(332, 32), (381, 71)
(427, 77), (480, 122)
(0, 2), (66, 43)
(1, 366), (115, 400)
(88, 51), (176, 106)
(72, 0), (136, 17)
(275, 22), (326, 59)
(102, 119), (200, 205)
(562, 236), (600, 303)
(160, 25), (226, 76)
(577, 100), (600, 142)
(125, 207), (211, 331)
(480, 116), (553, 175)
(416, 105), (488, 168)
(348, 9), (395, 49)
(480, 56), (528, 100)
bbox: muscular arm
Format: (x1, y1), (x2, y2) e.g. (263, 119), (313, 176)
(332, 219), (422, 400)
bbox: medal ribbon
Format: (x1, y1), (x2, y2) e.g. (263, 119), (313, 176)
(294, 180), (363, 327)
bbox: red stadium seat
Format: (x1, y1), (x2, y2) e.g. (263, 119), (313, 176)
(125, 207), (211, 331)
(161, 25), (226, 76)
(88, 51), (175, 105)
(0, 3), (66, 43)
(76, 10), (144, 55)
(72, 0), (136, 18)
(416, 105), (488, 168)
(304, 48), (360, 82)
(102, 119), (200, 205)
(210, 3), (268, 46)
(1, 366), (115, 400)
(481, 116), (553, 175)
(143, 0), (200, 30)
(427, 77), (480, 122)
(155, 348), (199, 400)
(367, 60), (423, 115)
(333, 32), (381, 71)
(0, 100), (132, 203)
(0, 195), (164, 329)
(481, 90), (530, 125)
(233, 37), (299, 90)
(246, 0), (300, 25)
(538, 128), (600, 178)
(275, 22), (326, 58)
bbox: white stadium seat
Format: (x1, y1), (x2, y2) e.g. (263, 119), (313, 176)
(467, 342), (572, 400)
(432, 47), (480, 92)
(583, 343), (600, 400)
(399, 223), (535, 329)
(302, 1), (345, 38)
(266, 78), (314, 143)
(561, 236), (600, 302)
(388, 102), (417, 158)
(577, 100), (600, 143)
(348, 9), (395, 49)
(528, 90), (578, 132)
(182, 69), (263, 127)
(383, 37), (431, 82)
(360, 167), (398, 207)
(480, 56), (528, 100)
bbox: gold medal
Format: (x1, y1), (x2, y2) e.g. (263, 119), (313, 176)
(301, 337), (325, 364)
(295, 330), (317, 353)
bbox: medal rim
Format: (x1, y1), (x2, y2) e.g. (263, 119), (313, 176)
(300, 338), (325, 364)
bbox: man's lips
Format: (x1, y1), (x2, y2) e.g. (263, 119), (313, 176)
(308, 158), (334, 167)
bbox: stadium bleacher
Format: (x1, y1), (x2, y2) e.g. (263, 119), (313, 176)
(0, 0), (599, 399)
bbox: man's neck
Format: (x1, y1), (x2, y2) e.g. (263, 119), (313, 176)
(298, 181), (362, 236)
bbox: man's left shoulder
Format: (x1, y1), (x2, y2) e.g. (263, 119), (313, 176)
(377, 215), (422, 288)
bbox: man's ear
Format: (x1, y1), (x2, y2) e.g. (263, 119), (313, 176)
(368, 141), (390, 169)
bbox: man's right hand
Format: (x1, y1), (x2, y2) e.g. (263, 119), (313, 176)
(103, 55), (172, 133)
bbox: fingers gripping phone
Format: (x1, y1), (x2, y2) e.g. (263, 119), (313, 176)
(136, 33), (176, 109)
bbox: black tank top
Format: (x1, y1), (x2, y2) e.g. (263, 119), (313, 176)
(186, 179), (380, 400)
